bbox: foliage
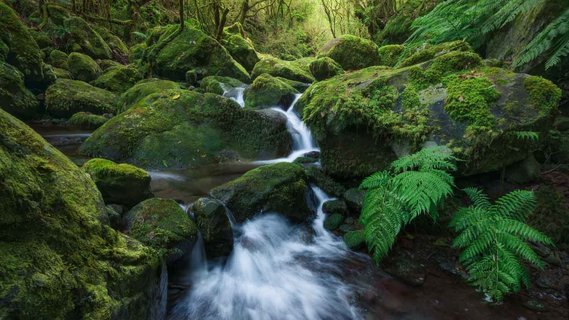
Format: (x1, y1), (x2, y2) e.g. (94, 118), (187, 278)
(360, 146), (457, 262)
(450, 188), (553, 302)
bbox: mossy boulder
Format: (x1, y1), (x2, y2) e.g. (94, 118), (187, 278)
(45, 79), (117, 118)
(0, 62), (39, 119)
(64, 16), (112, 59)
(118, 78), (181, 113)
(209, 162), (311, 223)
(244, 73), (298, 109)
(397, 40), (472, 68)
(343, 230), (366, 250)
(81, 90), (292, 169)
(193, 197), (233, 257)
(222, 33), (260, 72)
(300, 46), (561, 178)
(92, 65), (143, 93)
(318, 35), (381, 70)
(378, 44), (405, 67)
(83, 158), (153, 207)
(309, 57), (344, 81)
(94, 25), (130, 60)
(125, 198), (197, 264)
(53, 67), (71, 79)
(251, 56), (315, 83)
(199, 76), (244, 95)
(68, 112), (109, 129)
(0, 109), (165, 319)
(0, 2), (52, 89)
(146, 23), (250, 83)
(99, 59), (123, 71)
(48, 49), (69, 69)
(68, 52), (102, 82)
(324, 213), (344, 231)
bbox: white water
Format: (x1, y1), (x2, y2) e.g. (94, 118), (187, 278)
(255, 94), (319, 164)
(222, 84), (246, 108)
(169, 186), (362, 320)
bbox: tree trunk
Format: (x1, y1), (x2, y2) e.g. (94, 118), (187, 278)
(179, 0), (185, 30)
(216, 8), (229, 40)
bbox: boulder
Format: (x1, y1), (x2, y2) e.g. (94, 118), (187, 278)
(0, 109), (165, 319)
(124, 198), (197, 264)
(244, 73), (298, 109)
(118, 78), (181, 113)
(81, 90), (292, 169)
(324, 213), (344, 231)
(199, 76), (244, 95)
(304, 166), (345, 197)
(83, 158), (153, 207)
(98, 59), (123, 71)
(67, 52), (102, 82)
(343, 230), (366, 250)
(300, 45), (561, 178)
(45, 79), (117, 118)
(68, 112), (109, 129)
(309, 57), (344, 81)
(48, 49), (69, 69)
(251, 56), (315, 83)
(0, 2), (52, 89)
(63, 16), (112, 59)
(0, 61), (39, 119)
(209, 162), (311, 223)
(505, 155), (541, 184)
(397, 40), (472, 67)
(222, 33), (260, 72)
(378, 44), (405, 67)
(92, 65), (143, 93)
(343, 188), (366, 213)
(322, 199), (348, 216)
(193, 197), (233, 257)
(146, 23), (249, 83)
(318, 35), (380, 70)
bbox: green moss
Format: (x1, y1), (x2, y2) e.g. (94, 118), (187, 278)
(98, 59), (122, 71)
(118, 78), (181, 113)
(378, 44), (405, 67)
(94, 25), (130, 59)
(343, 230), (366, 250)
(129, 43), (147, 62)
(92, 65), (142, 93)
(81, 90), (291, 169)
(309, 57), (344, 81)
(318, 35), (381, 70)
(244, 73), (298, 109)
(48, 49), (68, 69)
(193, 197), (233, 257)
(210, 162), (310, 223)
(147, 23), (250, 82)
(83, 158), (152, 207)
(398, 40), (472, 67)
(0, 109), (162, 319)
(0, 62), (39, 119)
(222, 33), (259, 72)
(68, 112), (108, 129)
(67, 52), (102, 82)
(523, 75), (561, 114)
(63, 16), (112, 59)
(199, 76), (244, 95)
(45, 79), (117, 118)
(125, 198), (197, 261)
(444, 74), (501, 128)
(324, 213), (344, 230)
(251, 56), (315, 83)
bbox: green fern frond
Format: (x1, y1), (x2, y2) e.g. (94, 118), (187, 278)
(509, 131), (539, 141)
(360, 171), (391, 190)
(492, 190), (536, 220)
(391, 146), (457, 173)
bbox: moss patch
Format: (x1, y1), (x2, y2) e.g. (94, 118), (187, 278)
(318, 35), (381, 70)
(309, 57), (344, 81)
(92, 65), (143, 93)
(378, 44), (405, 67)
(244, 73), (298, 109)
(45, 79), (117, 118)
(0, 62), (39, 119)
(222, 33), (259, 72)
(68, 112), (108, 129)
(68, 52), (101, 82)
(118, 78), (181, 113)
(199, 76), (244, 95)
(251, 56), (315, 83)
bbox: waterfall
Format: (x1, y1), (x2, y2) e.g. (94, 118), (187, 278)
(222, 85), (246, 108)
(169, 185), (362, 320)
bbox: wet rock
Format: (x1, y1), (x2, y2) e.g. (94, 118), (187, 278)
(67, 52), (101, 82)
(383, 253), (427, 287)
(105, 204), (122, 229)
(309, 57), (344, 81)
(304, 166), (346, 197)
(323, 199), (348, 216)
(193, 197), (233, 257)
(199, 76), (244, 95)
(344, 188), (366, 213)
(318, 35), (381, 70)
(118, 78), (181, 112)
(209, 162), (311, 223)
(251, 56), (315, 83)
(244, 73), (298, 109)
(67, 112), (109, 129)
(83, 158), (153, 207)
(523, 299), (546, 312)
(125, 198), (198, 265)
(45, 79), (117, 118)
(324, 213), (344, 231)
(92, 64), (142, 93)
(505, 155), (541, 184)
(343, 230), (366, 250)
(0, 61), (39, 119)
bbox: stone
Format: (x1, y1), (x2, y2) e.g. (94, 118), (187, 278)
(318, 35), (381, 70)
(45, 79), (117, 118)
(67, 52), (101, 82)
(244, 73), (298, 109)
(193, 197), (233, 257)
(505, 155), (541, 184)
(309, 57), (344, 81)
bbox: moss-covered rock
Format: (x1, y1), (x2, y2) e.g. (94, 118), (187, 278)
(304, 166), (346, 197)
(125, 198), (197, 264)
(48, 49), (69, 69)
(322, 199), (348, 216)
(300, 46), (561, 178)
(199, 76), (244, 95)
(193, 197), (233, 257)
(45, 79), (117, 118)
(68, 52), (102, 82)
(309, 57), (344, 81)
(53, 67), (71, 79)
(83, 158), (153, 207)
(146, 23), (250, 83)
(68, 112), (109, 129)
(222, 33), (260, 73)
(378, 44), (405, 67)
(244, 73), (298, 109)
(251, 56), (315, 83)
(209, 162), (311, 223)
(81, 90), (292, 169)
(343, 230), (366, 250)
(324, 213), (344, 231)
(0, 109), (165, 319)
(318, 35), (381, 70)
(94, 25), (130, 60)
(118, 78), (181, 113)
(397, 40), (472, 68)
(0, 2), (52, 89)
(130, 43), (147, 62)
(92, 65), (143, 93)
(64, 16), (112, 59)
(99, 59), (123, 71)
(0, 62), (39, 119)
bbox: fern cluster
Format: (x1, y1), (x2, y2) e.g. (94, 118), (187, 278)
(407, 0), (568, 69)
(450, 188), (553, 301)
(360, 146), (457, 262)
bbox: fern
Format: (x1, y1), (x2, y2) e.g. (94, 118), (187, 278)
(450, 188), (553, 302)
(509, 131), (539, 142)
(360, 147), (457, 262)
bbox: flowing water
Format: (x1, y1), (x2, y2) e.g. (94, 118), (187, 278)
(222, 85), (246, 108)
